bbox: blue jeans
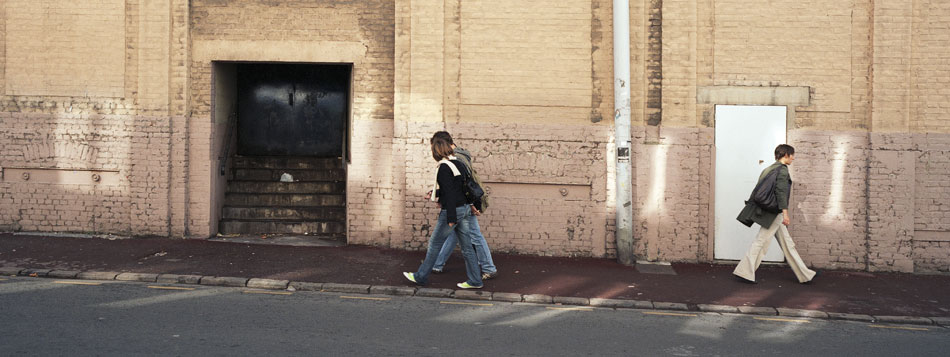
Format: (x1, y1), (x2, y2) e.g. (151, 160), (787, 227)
(413, 205), (483, 287)
(433, 216), (496, 274)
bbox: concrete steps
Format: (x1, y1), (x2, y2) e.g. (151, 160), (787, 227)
(219, 156), (346, 236)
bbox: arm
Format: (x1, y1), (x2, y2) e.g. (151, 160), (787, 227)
(436, 165), (458, 225)
(775, 165), (791, 225)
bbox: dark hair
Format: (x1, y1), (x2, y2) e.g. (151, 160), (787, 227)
(431, 137), (454, 161)
(774, 144), (795, 160)
(431, 131), (454, 145)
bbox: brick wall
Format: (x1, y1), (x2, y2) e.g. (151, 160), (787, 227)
(1, 0), (949, 273)
(393, 123), (611, 257)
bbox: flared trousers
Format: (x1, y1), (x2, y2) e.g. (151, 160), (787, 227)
(733, 214), (816, 283)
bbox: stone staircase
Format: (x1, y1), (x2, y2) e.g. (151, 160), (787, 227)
(219, 156), (346, 239)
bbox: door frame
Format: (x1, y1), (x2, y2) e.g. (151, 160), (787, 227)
(697, 85), (811, 263)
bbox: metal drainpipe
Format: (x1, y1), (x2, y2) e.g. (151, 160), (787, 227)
(613, 0), (635, 265)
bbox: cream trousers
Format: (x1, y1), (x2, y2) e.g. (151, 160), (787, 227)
(733, 214), (816, 283)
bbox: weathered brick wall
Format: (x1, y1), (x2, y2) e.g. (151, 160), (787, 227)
(713, 0), (854, 122)
(787, 131), (869, 271)
(913, 134), (950, 272)
(1, 0), (948, 273)
(912, 0), (950, 132)
(633, 127), (713, 262)
(188, 0), (396, 237)
(347, 120), (395, 246)
(395, 123), (611, 257)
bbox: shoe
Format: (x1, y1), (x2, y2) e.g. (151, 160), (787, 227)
(803, 270), (820, 284)
(481, 271), (498, 281)
(456, 282), (483, 289)
(403, 272), (420, 285)
(734, 274), (757, 284)
(431, 268), (443, 274)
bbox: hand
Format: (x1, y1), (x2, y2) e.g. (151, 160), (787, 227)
(782, 210), (790, 226)
(424, 190), (432, 200)
(448, 222), (455, 227)
(470, 205), (481, 216)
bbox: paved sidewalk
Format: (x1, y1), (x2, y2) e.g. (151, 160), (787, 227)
(1, 233), (948, 320)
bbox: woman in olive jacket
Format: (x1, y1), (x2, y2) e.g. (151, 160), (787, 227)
(734, 144), (817, 284)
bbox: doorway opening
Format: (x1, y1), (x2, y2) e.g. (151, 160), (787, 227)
(213, 62), (351, 244)
(713, 105), (786, 261)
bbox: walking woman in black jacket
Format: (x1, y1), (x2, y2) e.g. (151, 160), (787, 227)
(403, 137), (484, 289)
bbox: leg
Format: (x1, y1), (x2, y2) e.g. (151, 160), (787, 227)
(467, 216), (497, 274)
(411, 210), (454, 285)
(733, 215), (782, 282)
(432, 231), (458, 272)
(775, 225), (817, 283)
(453, 206), (483, 287)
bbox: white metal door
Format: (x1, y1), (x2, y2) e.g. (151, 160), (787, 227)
(714, 105), (786, 261)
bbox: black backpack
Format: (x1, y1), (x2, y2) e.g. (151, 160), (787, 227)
(441, 160), (485, 211)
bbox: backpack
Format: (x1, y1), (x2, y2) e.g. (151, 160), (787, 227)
(439, 160), (485, 211)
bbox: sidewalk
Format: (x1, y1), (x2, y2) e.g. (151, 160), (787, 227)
(1, 233), (948, 321)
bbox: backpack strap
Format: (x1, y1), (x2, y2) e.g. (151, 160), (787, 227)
(437, 158), (461, 177)
(431, 157), (461, 202)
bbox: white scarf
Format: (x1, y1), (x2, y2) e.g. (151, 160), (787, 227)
(431, 155), (459, 202)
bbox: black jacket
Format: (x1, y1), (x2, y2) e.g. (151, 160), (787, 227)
(435, 159), (468, 224)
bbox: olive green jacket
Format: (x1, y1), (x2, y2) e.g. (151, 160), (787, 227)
(736, 161), (791, 228)
(453, 147), (489, 211)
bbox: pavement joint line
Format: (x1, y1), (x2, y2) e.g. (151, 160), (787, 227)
(243, 290), (293, 296)
(868, 324), (929, 332)
(340, 295), (390, 301)
(441, 301), (493, 307)
(754, 317), (811, 323)
(643, 311), (698, 317)
(147, 285), (196, 291)
(53, 281), (102, 286)
(546, 306), (594, 311)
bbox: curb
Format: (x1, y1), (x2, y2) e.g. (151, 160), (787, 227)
(3, 266), (947, 328)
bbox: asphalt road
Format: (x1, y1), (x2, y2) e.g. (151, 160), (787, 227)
(1, 277), (947, 356)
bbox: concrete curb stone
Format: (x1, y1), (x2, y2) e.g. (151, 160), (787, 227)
(200, 276), (248, 287)
(738, 306), (777, 315)
(698, 304), (740, 313)
(247, 278), (290, 290)
(0, 267), (23, 276)
(322, 283), (370, 294)
(369, 285), (416, 296)
(48, 270), (81, 279)
(777, 308), (829, 319)
(116, 273), (159, 283)
(589, 298), (653, 309)
(827, 312), (875, 322)
(455, 290), (491, 301)
(415, 288), (454, 298)
(78, 271), (119, 280)
(156, 274), (202, 285)
(19, 268), (52, 277)
(523, 294), (553, 304)
(13, 267), (946, 328)
(873, 315), (934, 326)
(491, 292), (523, 302)
(929, 317), (950, 327)
(553, 296), (590, 306)
(288, 282), (323, 291)
(653, 302), (689, 311)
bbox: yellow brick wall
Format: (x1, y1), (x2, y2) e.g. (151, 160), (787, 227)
(459, 1), (593, 124)
(913, 0), (950, 132)
(3, 0), (125, 98)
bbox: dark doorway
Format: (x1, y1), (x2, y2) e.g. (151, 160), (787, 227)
(236, 63), (350, 157)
